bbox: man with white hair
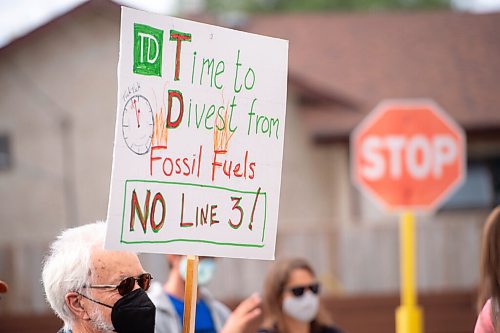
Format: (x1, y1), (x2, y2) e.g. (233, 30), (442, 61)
(42, 221), (156, 333)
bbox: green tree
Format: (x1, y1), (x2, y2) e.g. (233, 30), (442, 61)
(206, 0), (450, 13)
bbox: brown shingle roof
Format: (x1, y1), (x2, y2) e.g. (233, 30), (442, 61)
(246, 11), (500, 140)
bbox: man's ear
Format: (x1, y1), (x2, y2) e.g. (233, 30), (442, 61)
(65, 292), (91, 320)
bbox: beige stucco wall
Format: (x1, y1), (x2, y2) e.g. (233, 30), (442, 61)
(0, 7), (120, 239)
(0, 7), (119, 312)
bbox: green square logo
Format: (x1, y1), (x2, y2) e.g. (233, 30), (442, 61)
(133, 23), (163, 77)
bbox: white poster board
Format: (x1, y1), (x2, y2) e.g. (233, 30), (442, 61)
(105, 7), (288, 260)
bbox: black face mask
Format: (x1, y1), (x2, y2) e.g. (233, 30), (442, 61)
(110, 289), (156, 333)
(80, 288), (156, 333)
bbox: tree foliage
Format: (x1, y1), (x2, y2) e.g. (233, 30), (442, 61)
(206, 0), (450, 13)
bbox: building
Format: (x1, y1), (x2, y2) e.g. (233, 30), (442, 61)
(1, 1), (499, 323)
(246, 9), (500, 295)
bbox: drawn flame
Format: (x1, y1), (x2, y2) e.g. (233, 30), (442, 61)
(152, 107), (168, 146)
(213, 101), (234, 152)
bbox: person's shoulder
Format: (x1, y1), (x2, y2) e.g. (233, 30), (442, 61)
(147, 281), (177, 314)
(211, 297), (231, 317)
(148, 281), (165, 302)
(258, 328), (276, 333)
(475, 298), (495, 333)
(199, 287), (230, 313)
(319, 324), (344, 333)
(57, 328), (72, 333)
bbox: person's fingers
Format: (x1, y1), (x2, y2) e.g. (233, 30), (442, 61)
(221, 293), (263, 333)
(242, 306), (262, 322)
(240, 307), (263, 333)
(234, 293), (261, 315)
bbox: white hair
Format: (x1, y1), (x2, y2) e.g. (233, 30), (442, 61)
(42, 221), (107, 328)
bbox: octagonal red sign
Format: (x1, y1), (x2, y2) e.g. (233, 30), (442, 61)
(351, 99), (466, 212)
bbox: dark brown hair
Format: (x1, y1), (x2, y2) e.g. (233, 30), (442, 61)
(477, 206), (500, 329)
(262, 258), (332, 333)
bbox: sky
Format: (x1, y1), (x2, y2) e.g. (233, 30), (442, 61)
(0, 0), (499, 48)
(0, 0), (178, 48)
(453, 0), (500, 11)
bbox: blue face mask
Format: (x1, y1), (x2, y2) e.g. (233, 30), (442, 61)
(179, 257), (216, 286)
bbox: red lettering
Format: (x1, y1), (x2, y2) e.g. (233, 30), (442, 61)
(150, 146), (167, 176)
(167, 90), (184, 128)
(163, 157), (174, 176)
(183, 158), (191, 176)
(197, 145), (202, 177)
(200, 204), (209, 225)
(223, 160), (232, 179)
(130, 189), (151, 233)
(175, 158), (182, 174)
(233, 163), (243, 177)
(152, 146), (203, 178)
(210, 205), (219, 226)
(249, 162), (256, 179)
(150, 193), (165, 232)
(244, 150), (248, 178)
(169, 30), (192, 81)
(212, 149), (257, 181)
(212, 150), (226, 181)
(180, 193), (193, 227)
(228, 197), (243, 229)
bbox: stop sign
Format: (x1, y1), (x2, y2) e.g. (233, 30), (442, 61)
(351, 99), (466, 212)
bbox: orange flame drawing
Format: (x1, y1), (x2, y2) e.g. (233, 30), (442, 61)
(213, 101), (234, 152)
(152, 107), (168, 146)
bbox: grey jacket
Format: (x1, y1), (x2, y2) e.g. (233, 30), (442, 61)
(148, 281), (231, 333)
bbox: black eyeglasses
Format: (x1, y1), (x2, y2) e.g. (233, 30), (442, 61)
(287, 283), (320, 297)
(84, 273), (152, 296)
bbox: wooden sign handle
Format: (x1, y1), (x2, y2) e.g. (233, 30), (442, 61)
(182, 255), (199, 333)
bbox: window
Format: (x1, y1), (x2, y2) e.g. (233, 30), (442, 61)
(489, 157), (500, 206)
(442, 158), (500, 210)
(0, 135), (12, 171)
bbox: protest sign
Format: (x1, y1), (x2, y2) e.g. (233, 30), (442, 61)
(105, 7), (288, 260)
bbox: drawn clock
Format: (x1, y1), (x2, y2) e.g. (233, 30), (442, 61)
(122, 95), (154, 155)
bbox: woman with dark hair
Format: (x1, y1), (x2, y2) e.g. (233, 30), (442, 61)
(475, 206), (500, 332)
(259, 258), (343, 333)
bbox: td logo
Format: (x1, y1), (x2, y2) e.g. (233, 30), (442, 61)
(133, 23), (163, 77)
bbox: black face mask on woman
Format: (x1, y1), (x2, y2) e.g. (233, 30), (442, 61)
(79, 288), (156, 333)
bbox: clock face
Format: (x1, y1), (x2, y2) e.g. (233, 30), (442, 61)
(122, 95), (154, 155)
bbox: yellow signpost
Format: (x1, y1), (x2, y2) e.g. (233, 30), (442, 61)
(396, 212), (422, 333)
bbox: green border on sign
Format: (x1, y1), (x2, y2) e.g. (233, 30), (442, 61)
(120, 180), (268, 248)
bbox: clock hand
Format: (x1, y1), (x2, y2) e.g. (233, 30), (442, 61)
(132, 98), (140, 128)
